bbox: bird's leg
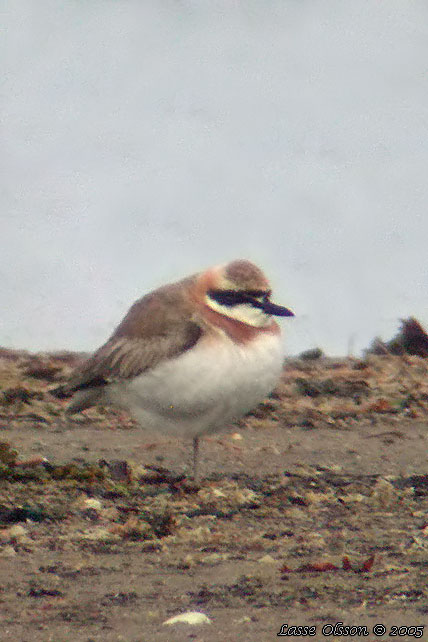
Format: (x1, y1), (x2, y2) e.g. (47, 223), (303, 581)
(192, 436), (199, 481)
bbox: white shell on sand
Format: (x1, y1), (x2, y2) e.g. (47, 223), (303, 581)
(163, 611), (212, 626)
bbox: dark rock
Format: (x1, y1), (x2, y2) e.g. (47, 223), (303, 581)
(299, 347), (324, 361)
(366, 317), (428, 357)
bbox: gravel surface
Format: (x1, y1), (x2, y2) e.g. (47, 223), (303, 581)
(1, 349), (428, 641)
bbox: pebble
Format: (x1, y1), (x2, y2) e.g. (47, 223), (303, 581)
(8, 525), (27, 540)
(0, 545), (17, 557)
(202, 552), (225, 565)
(82, 498), (103, 511)
(257, 554), (276, 564)
(163, 611), (212, 626)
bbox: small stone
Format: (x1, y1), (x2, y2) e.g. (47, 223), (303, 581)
(8, 525), (27, 540)
(370, 478), (397, 508)
(258, 554), (276, 564)
(163, 611), (212, 626)
(202, 552), (224, 565)
(82, 498), (102, 511)
(0, 545), (17, 557)
(177, 554), (195, 569)
(130, 464), (152, 480)
(340, 493), (365, 504)
(212, 488), (227, 498)
(236, 616), (252, 623)
(231, 488), (259, 505)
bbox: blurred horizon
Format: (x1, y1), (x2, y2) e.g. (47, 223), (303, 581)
(2, 1), (428, 356)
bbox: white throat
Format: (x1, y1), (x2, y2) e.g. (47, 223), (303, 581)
(205, 296), (272, 328)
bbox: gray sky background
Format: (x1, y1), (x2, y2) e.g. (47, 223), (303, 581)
(2, 1), (428, 356)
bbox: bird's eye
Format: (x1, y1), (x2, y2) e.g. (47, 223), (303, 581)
(245, 289), (270, 300)
(254, 290), (271, 303)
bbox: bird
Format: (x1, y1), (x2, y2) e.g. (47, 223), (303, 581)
(54, 260), (294, 479)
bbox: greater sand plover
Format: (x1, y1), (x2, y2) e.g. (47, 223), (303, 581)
(56, 260), (294, 477)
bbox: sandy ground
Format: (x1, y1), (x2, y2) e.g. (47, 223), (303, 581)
(1, 351), (428, 641)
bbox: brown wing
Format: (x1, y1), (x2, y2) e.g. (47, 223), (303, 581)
(54, 279), (202, 397)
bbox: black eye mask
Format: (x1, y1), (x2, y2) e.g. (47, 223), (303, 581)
(207, 289), (294, 317)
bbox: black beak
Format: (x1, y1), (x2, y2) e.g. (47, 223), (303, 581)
(249, 297), (294, 317)
(261, 301), (294, 317)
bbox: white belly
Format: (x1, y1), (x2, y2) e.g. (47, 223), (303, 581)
(106, 332), (283, 439)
